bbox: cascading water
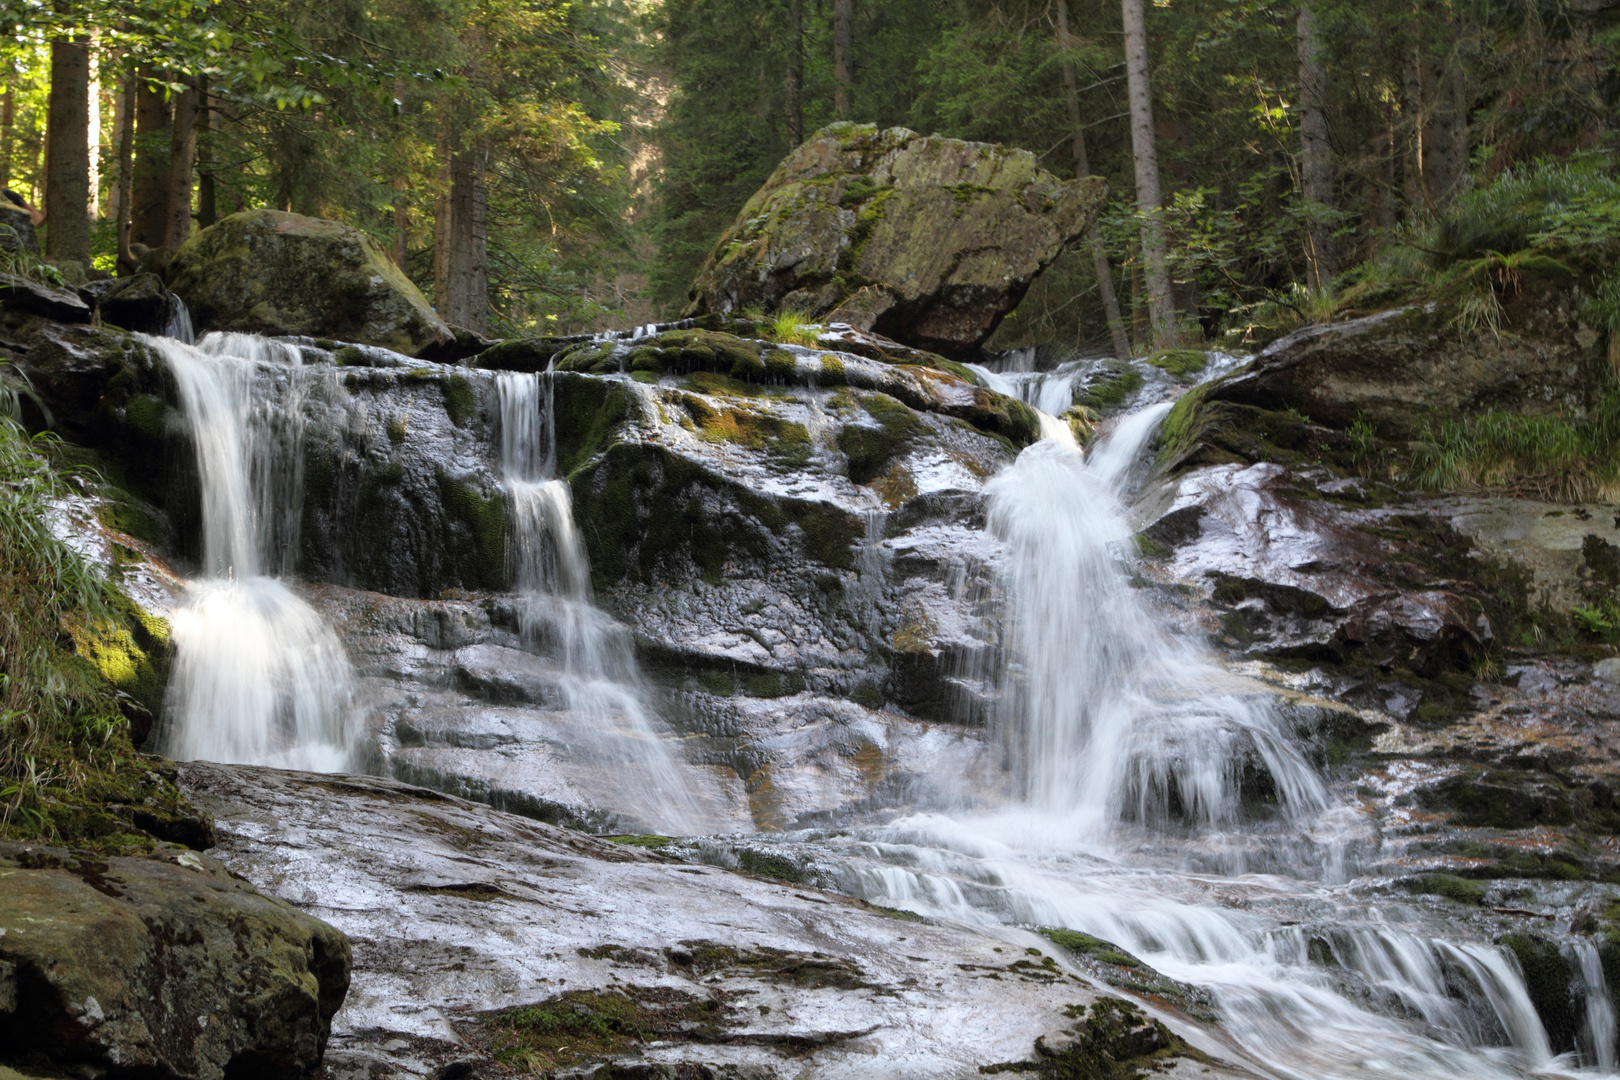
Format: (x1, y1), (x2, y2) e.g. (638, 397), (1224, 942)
(493, 371), (708, 833)
(145, 332), (363, 772)
(783, 364), (1615, 1079)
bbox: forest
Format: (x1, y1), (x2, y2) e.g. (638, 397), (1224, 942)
(3, 0), (1616, 349)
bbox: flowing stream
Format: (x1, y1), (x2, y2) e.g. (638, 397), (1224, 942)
(132, 323), (1620, 1075)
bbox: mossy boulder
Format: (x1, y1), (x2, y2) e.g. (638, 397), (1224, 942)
(168, 210), (451, 356)
(0, 841), (350, 1080)
(685, 122), (1106, 357)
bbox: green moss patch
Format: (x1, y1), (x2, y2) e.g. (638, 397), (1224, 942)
(1397, 873), (1488, 905)
(838, 392), (928, 484)
(1145, 348), (1208, 380)
(980, 997), (1196, 1078)
(436, 472), (507, 589)
(474, 986), (727, 1075)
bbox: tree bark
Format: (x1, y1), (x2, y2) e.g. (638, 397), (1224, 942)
(163, 79), (198, 256)
(196, 77), (216, 229)
(433, 125), (451, 315)
(393, 178), (408, 269)
(1120, 0), (1174, 346)
(44, 34), (91, 264)
(114, 72), (135, 272)
(832, 0), (854, 120)
(1056, 0), (1131, 359)
(1297, 1), (1333, 289)
(130, 67), (170, 250)
(107, 72), (126, 227)
(1, 85), (12, 187)
(445, 144), (489, 333)
(784, 0), (805, 147)
(85, 40), (98, 219)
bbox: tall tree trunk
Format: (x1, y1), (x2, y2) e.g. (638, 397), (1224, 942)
(86, 39), (99, 219)
(1399, 47), (1424, 215)
(433, 125), (451, 315)
(113, 72), (135, 272)
(1056, 0), (1131, 359)
(1297, 1), (1333, 290)
(1120, 0), (1174, 346)
(832, 0), (854, 120)
(784, 0), (805, 147)
(445, 145), (488, 333)
(163, 80), (198, 257)
(44, 33), (90, 264)
(107, 71), (126, 228)
(130, 67), (170, 250)
(393, 178), (408, 269)
(1, 83), (12, 186)
(196, 77), (216, 229)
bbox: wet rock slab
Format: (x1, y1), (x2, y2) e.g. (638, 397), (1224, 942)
(177, 763), (1255, 1080)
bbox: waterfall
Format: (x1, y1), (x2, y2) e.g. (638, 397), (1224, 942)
(493, 371), (707, 833)
(981, 407), (1327, 833)
(798, 369), (1589, 1080)
(145, 332), (362, 772)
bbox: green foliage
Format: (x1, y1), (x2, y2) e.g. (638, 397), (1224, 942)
(768, 310), (822, 347)
(1408, 401), (1616, 502)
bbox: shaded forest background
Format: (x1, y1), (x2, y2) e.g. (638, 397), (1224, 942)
(2, 0), (1618, 350)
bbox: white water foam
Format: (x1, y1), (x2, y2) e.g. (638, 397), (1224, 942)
(145, 333), (363, 772)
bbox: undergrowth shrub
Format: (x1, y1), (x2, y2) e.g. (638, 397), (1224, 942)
(1409, 389), (1620, 501)
(0, 369), (189, 849)
(1231, 154), (1620, 348)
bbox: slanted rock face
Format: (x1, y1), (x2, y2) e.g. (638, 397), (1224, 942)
(168, 210), (451, 356)
(1208, 292), (1606, 440)
(0, 842), (350, 1080)
(684, 123), (1106, 357)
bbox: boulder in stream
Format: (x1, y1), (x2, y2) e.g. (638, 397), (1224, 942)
(684, 123), (1106, 357)
(168, 210), (452, 357)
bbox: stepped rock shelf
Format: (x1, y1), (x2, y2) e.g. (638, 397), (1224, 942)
(11, 202), (1620, 1080)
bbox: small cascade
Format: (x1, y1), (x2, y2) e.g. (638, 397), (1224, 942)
(164, 295), (195, 345)
(145, 332), (362, 772)
(1576, 937), (1618, 1070)
(493, 371), (707, 833)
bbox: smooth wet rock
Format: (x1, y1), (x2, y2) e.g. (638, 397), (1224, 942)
(176, 762), (1249, 1080)
(0, 271), (90, 322)
(168, 210), (451, 356)
(684, 123), (1106, 356)
(0, 841), (350, 1080)
(1596, 658), (1620, 684)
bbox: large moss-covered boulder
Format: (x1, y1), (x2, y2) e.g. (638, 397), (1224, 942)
(684, 122), (1106, 357)
(168, 210), (451, 356)
(0, 842), (350, 1080)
